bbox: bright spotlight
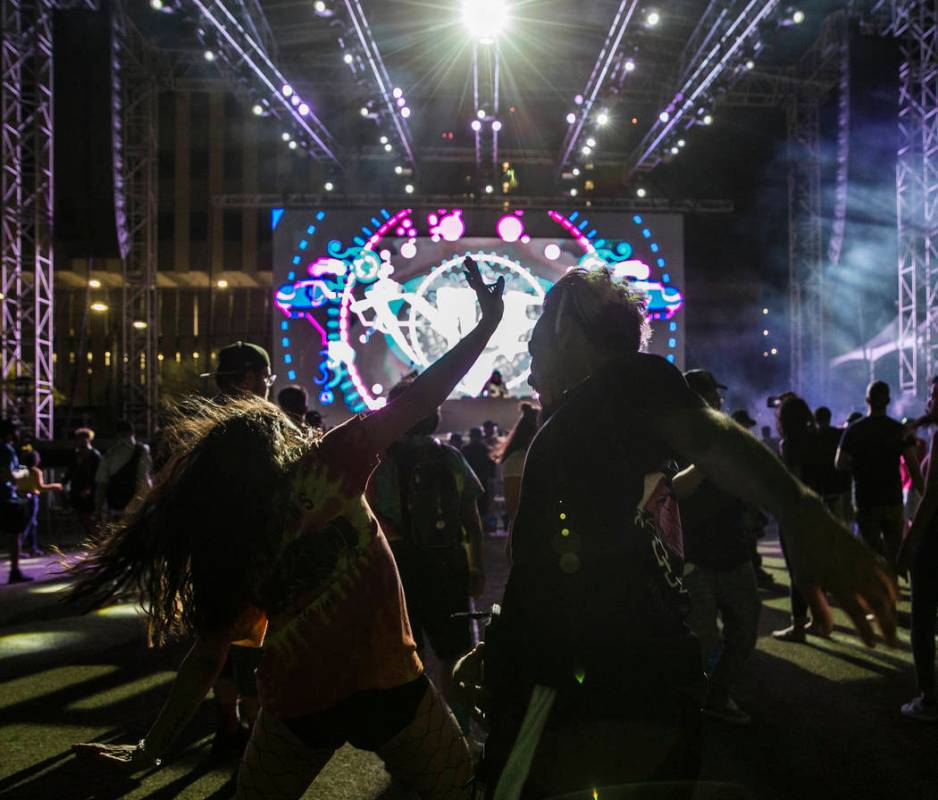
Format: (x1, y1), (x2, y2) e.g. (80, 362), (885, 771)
(380, 136), (389, 145)
(282, 84), (293, 97)
(216, 279), (229, 289)
(745, 59), (755, 70)
(343, 53), (354, 65)
(88, 279), (102, 289)
(405, 184), (415, 194)
(477, 109), (486, 119)
(658, 111), (670, 123)
(252, 103), (264, 116)
(484, 184), (494, 194)
(492, 120), (502, 132)
(646, 9), (660, 26)
(360, 106), (370, 117)
(596, 111), (609, 126)
(324, 182), (334, 192)
(281, 132), (291, 142)
(670, 146), (679, 155)
(149, 0), (163, 9)
(90, 302), (109, 313)
(298, 103), (310, 116)
(203, 50), (215, 62)
(384, 143), (393, 152)
(703, 113), (713, 125)
(792, 9), (805, 23)
(570, 188), (578, 197)
(581, 145), (592, 155)
(401, 107), (411, 119)
(677, 138), (686, 148)
(566, 112), (576, 125)
(462, 0), (508, 43)
(394, 165), (404, 175)
(624, 58), (636, 72)
(289, 140), (298, 150)
(314, 0), (327, 12)
(636, 187), (647, 198)
(471, 119), (482, 132)
(393, 87), (403, 99)
(572, 167), (581, 176)
(586, 137), (596, 148)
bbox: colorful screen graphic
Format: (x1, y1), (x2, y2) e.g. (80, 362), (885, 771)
(273, 206), (685, 414)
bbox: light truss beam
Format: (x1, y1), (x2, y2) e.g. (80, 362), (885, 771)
(471, 41), (500, 184)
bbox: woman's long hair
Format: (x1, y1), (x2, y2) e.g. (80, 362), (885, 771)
(67, 396), (312, 646)
(495, 402), (540, 464)
(777, 393), (816, 445)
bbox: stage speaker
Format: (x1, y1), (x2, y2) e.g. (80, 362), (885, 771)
(54, 4), (120, 260)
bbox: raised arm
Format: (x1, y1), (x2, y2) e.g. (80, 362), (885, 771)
(364, 257), (504, 452)
(658, 405), (896, 647)
(899, 432), (938, 572)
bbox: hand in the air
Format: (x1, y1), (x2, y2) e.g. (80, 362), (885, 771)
(782, 496), (897, 647)
(72, 741), (156, 769)
(464, 256), (505, 329)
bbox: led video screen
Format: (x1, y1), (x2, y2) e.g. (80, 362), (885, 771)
(272, 205), (684, 414)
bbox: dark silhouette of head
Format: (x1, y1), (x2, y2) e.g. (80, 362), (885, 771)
(304, 410), (324, 431)
(115, 419), (135, 439)
(468, 427), (484, 443)
(866, 380), (890, 413)
(815, 407), (832, 428)
(496, 402), (541, 464)
(777, 394), (815, 443)
(847, 411), (863, 426)
(277, 385), (308, 422)
(761, 425), (772, 439)
(212, 341), (273, 400)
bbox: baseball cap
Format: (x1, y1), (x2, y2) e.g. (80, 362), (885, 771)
(731, 409), (757, 429)
(683, 369), (727, 396)
(201, 341), (271, 380)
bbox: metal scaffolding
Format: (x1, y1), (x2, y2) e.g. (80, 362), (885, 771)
(113, 5), (158, 437)
(1, 0), (54, 440)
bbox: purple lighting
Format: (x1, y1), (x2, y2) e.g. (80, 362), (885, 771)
(393, 87), (403, 99)
(298, 103), (310, 116)
(282, 84), (293, 97)
(401, 107), (411, 119)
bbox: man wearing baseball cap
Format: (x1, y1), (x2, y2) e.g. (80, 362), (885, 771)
(203, 341), (275, 401)
(674, 369), (761, 725)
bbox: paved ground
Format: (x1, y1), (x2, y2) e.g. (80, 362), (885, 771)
(1, 533), (937, 800)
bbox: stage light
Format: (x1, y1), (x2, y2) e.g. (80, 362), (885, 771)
(586, 137), (596, 148)
(677, 138), (686, 148)
(299, 103), (310, 116)
(636, 187), (647, 198)
(360, 106), (370, 117)
(405, 184), (415, 194)
(763, 308), (769, 315)
(395, 165), (403, 175)
(659, 111), (670, 123)
(380, 136), (389, 145)
(384, 143), (393, 152)
(492, 120), (502, 131)
(149, 0), (163, 9)
(763, 352), (769, 358)
(343, 53), (354, 65)
(669, 146), (679, 155)
(646, 9), (660, 26)
(401, 107), (411, 119)
(324, 181), (334, 192)
(581, 145), (592, 155)
(596, 111), (609, 127)
(763, 329), (769, 336)
(471, 119), (482, 132)
(252, 103), (264, 116)
(282, 84), (293, 97)
(289, 140), (298, 150)
(574, 94), (584, 105)
(132, 320), (148, 330)
(703, 114), (713, 125)
(484, 184), (494, 194)
(625, 58), (636, 72)
(792, 9), (805, 24)
(461, 0), (508, 43)
(393, 87), (403, 99)
(477, 109), (486, 119)
(314, 0), (327, 12)
(572, 167), (580, 176)
(282, 132), (291, 141)
(216, 279), (229, 289)
(203, 50), (215, 62)
(570, 188), (578, 197)
(289, 95), (300, 107)
(566, 112), (576, 125)
(771, 348), (778, 355)
(90, 302), (109, 313)
(745, 59), (755, 70)
(88, 279), (102, 289)
(396, 97), (406, 108)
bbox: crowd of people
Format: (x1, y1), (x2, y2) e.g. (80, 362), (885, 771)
(1, 258), (932, 798)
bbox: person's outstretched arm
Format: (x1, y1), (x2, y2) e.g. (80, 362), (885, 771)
(73, 635), (231, 768)
(364, 257), (504, 452)
(659, 405), (897, 648)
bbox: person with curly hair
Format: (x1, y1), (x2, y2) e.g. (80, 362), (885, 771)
(71, 259), (504, 800)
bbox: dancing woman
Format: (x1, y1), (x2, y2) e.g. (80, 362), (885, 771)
(70, 259), (504, 800)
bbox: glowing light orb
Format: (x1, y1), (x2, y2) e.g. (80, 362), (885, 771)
(401, 242), (417, 258)
(372, 384), (384, 395)
(544, 243), (561, 260)
(461, 0), (508, 42)
(497, 214), (524, 243)
(428, 210), (466, 242)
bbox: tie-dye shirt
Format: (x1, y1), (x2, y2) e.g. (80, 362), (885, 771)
(229, 414), (422, 717)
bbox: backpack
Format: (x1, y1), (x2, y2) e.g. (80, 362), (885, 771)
(106, 445), (143, 511)
(394, 440), (464, 550)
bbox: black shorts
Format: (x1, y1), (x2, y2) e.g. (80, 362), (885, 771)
(282, 674), (429, 751)
(391, 543), (472, 661)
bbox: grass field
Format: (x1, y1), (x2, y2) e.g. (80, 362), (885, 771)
(1, 535), (937, 800)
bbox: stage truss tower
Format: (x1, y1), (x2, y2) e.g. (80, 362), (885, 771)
(1, 0), (54, 440)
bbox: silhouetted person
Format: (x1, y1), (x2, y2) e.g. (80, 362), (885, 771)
(94, 420), (153, 520)
(0, 419), (30, 583)
(462, 427), (495, 524)
(837, 380), (923, 567)
(206, 341), (275, 401)
(65, 428), (101, 536)
(277, 385), (309, 427)
(814, 406), (852, 521)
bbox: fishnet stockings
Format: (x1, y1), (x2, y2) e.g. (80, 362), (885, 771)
(377, 682), (474, 800)
(236, 709), (334, 800)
